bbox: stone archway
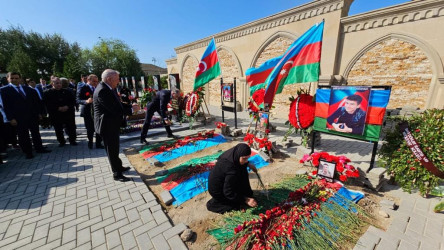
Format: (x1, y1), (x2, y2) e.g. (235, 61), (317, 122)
(180, 54), (199, 94)
(206, 46), (243, 106)
(346, 37), (434, 109)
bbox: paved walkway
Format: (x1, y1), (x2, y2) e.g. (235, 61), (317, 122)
(0, 107), (442, 249)
(0, 114), (187, 250)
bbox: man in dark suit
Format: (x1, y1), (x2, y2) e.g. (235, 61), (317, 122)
(44, 77), (77, 147)
(93, 69), (132, 182)
(140, 89), (180, 144)
(0, 72), (50, 159)
(77, 74), (103, 149)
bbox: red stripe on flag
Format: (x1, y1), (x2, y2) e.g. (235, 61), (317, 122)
(293, 41), (322, 66)
(195, 50), (218, 78)
(315, 102), (329, 118)
(247, 68), (273, 87)
(366, 107), (386, 125)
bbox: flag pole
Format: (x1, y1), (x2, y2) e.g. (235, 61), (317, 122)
(314, 19), (325, 95)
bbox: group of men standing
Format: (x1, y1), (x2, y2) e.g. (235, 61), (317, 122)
(0, 69), (181, 182)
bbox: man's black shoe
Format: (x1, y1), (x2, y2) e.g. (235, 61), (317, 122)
(26, 153), (34, 159)
(70, 141), (78, 146)
(113, 174), (130, 182)
(122, 167), (131, 172)
(96, 144), (104, 149)
(167, 134), (179, 139)
(140, 138), (149, 145)
(88, 141), (93, 149)
(36, 149), (51, 153)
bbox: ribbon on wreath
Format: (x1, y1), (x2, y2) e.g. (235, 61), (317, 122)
(399, 122), (444, 178)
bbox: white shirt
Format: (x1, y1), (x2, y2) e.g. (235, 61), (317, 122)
(9, 83), (26, 96)
(0, 94), (8, 123)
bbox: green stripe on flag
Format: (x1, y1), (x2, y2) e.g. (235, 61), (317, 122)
(249, 83), (265, 96)
(276, 62), (320, 94)
(313, 117), (382, 142)
(193, 62), (221, 90)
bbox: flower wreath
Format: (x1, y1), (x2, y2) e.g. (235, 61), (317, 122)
(288, 93), (315, 129)
(185, 92), (200, 116)
(248, 89), (265, 113)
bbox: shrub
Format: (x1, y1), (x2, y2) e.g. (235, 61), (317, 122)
(378, 109), (444, 195)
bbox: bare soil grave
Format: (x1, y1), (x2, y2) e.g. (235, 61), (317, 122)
(125, 140), (396, 249)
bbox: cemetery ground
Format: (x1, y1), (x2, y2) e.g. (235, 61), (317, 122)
(0, 108), (442, 249)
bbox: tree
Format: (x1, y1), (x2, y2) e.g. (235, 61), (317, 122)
(7, 47), (38, 79)
(85, 39), (142, 77)
(63, 43), (87, 80)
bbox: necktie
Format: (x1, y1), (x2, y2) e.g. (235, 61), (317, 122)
(16, 87), (26, 99)
(92, 86), (95, 93)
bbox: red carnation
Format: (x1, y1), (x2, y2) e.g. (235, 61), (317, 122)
(339, 175), (348, 182)
(288, 94), (315, 129)
(85, 92), (90, 97)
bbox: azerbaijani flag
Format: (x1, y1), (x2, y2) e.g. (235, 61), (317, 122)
(263, 21), (324, 107)
(246, 56), (282, 96)
(193, 38), (221, 91)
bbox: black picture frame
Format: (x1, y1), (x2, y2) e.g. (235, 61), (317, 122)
(222, 83), (233, 102)
(317, 159), (336, 182)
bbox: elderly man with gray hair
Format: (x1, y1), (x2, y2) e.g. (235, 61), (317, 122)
(43, 77), (77, 146)
(140, 88), (180, 144)
(93, 69), (132, 182)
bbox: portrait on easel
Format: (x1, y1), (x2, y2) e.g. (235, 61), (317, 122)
(256, 112), (269, 133)
(222, 83), (233, 102)
(317, 159), (336, 182)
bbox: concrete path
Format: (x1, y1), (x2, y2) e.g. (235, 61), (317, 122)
(0, 114), (187, 250)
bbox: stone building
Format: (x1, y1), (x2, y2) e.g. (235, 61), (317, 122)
(166, 0), (444, 118)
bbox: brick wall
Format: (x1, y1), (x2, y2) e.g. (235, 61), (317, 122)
(347, 39), (432, 109)
(207, 49), (241, 106)
(181, 57), (198, 94)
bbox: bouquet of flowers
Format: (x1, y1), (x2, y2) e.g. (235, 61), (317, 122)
(139, 87), (156, 108)
(300, 152), (360, 182)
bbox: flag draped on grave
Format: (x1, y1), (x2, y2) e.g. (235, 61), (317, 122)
(193, 38), (221, 91)
(263, 21), (324, 107)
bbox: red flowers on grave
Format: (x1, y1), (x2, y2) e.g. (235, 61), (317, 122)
(300, 152), (360, 182)
(243, 133), (272, 152)
(231, 180), (334, 248)
(215, 122), (227, 129)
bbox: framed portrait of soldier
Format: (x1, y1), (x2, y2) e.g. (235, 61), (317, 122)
(169, 74), (180, 90)
(255, 112), (269, 133)
(222, 83), (233, 102)
(317, 159), (336, 182)
(326, 86), (370, 136)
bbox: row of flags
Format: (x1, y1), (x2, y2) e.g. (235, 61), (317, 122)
(192, 20), (325, 109)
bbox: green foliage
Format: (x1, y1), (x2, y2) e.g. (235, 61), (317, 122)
(378, 109), (444, 195)
(0, 27), (143, 81)
(85, 39), (142, 77)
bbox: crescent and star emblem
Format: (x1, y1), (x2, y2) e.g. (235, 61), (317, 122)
(197, 61), (207, 72)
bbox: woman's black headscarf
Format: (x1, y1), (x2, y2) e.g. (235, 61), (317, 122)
(219, 143), (251, 167)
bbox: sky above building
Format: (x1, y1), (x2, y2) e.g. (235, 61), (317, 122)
(1, 0), (408, 67)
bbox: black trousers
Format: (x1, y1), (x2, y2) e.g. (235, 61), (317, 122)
(3, 123), (17, 146)
(141, 109), (172, 139)
(102, 129), (125, 175)
(51, 114), (76, 144)
(16, 118), (44, 154)
(84, 113), (102, 145)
